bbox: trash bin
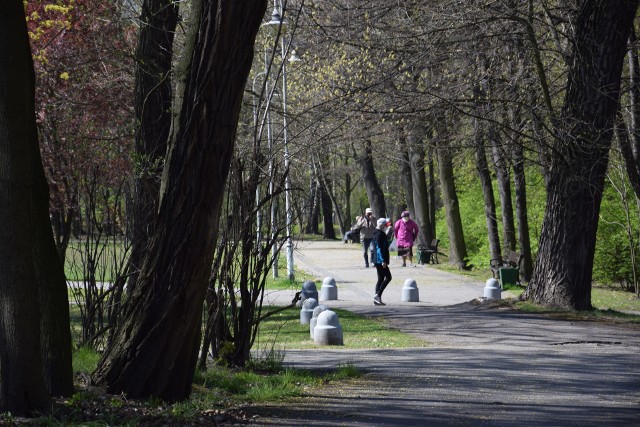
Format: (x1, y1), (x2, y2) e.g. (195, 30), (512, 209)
(416, 246), (429, 264)
(499, 267), (519, 287)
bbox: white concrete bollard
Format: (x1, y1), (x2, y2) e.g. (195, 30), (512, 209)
(320, 277), (338, 301)
(300, 298), (318, 324)
(313, 310), (343, 346)
(483, 278), (502, 300)
(402, 278), (419, 302)
(310, 304), (329, 339)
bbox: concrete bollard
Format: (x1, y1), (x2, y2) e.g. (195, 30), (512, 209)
(313, 310), (344, 346)
(297, 280), (319, 307)
(483, 278), (502, 300)
(310, 304), (329, 339)
(300, 298), (318, 324)
(320, 277), (338, 301)
(402, 278), (419, 302)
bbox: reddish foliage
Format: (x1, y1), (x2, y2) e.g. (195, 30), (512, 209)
(25, 1), (136, 216)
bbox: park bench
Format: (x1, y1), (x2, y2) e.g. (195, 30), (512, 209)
(490, 250), (523, 286)
(417, 239), (440, 264)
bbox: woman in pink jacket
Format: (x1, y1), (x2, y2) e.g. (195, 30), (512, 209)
(394, 211), (419, 267)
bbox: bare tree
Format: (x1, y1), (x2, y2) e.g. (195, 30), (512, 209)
(523, 0), (638, 309)
(1, 0), (73, 414)
(92, 0), (268, 401)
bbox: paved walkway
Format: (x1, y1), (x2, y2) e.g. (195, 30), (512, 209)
(249, 240), (640, 426)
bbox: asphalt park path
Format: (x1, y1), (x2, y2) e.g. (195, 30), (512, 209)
(248, 240), (640, 426)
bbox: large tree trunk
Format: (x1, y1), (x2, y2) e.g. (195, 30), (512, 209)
(33, 127), (74, 398)
(343, 143), (354, 229)
(524, 0), (638, 310)
(0, 2), (52, 414)
(358, 139), (387, 217)
(305, 174), (320, 234)
(436, 138), (468, 268)
(399, 135), (414, 214)
(127, 0), (179, 295)
(92, 0), (267, 401)
(427, 148), (437, 239)
(406, 128), (433, 246)
(489, 123), (516, 254)
(320, 184), (336, 239)
(474, 117), (501, 261)
(314, 154), (345, 236)
(622, 28), (640, 199)
(511, 133), (533, 282)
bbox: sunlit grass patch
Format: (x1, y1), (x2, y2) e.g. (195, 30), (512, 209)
(73, 346), (101, 373)
(255, 306), (428, 350)
(592, 286), (640, 313)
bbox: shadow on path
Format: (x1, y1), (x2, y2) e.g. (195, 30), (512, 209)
(248, 240), (640, 426)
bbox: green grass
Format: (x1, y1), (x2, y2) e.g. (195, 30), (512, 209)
(73, 346), (102, 373)
(64, 239), (128, 282)
(592, 285), (640, 312)
(55, 346), (362, 425)
(264, 253), (316, 290)
(265, 274), (305, 291)
(514, 300), (640, 323)
(428, 250), (640, 313)
(254, 306), (427, 350)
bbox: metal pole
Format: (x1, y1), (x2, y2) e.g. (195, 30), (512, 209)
(281, 36), (294, 280)
(265, 53), (278, 280)
(252, 70), (267, 246)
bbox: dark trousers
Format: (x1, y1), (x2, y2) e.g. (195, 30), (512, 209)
(374, 264), (392, 297)
(362, 238), (373, 266)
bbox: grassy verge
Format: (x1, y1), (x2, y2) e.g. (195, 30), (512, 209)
(255, 306), (427, 350)
(513, 300), (640, 323)
(427, 250), (640, 314)
(20, 346), (362, 426)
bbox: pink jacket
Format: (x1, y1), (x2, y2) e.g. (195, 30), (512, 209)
(394, 218), (419, 247)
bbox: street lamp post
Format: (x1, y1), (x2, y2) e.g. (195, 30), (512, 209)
(252, 68), (267, 246)
(265, 1), (298, 280)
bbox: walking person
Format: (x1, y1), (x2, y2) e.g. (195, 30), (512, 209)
(354, 207), (376, 267)
(394, 211), (419, 267)
(372, 217), (392, 305)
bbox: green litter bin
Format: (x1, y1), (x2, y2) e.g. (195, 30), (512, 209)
(499, 267), (519, 287)
(416, 247), (429, 264)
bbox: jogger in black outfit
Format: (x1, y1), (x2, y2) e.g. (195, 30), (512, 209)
(372, 217), (392, 305)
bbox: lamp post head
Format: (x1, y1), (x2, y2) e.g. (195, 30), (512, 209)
(267, 6), (284, 26)
(288, 49), (302, 63)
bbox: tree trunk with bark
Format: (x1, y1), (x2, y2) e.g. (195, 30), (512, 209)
(524, 0), (638, 309)
(0, 2), (54, 414)
(511, 133), (533, 282)
(427, 148), (437, 239)
(91, 0), (267, 401)
(474, 117), (502, 261)
(358, 139), (387, 218)
(314, 153), (345, 236)
(406, 128), (433, 246)
(622, 28), (640, 199)
(436, 138), (467, 269)
(399, 135), (414, 214)
(305, 174), (320, 234)
(33, 132), (74, 398)
(343, 143), (354, 228)
(489, 124), (516, 254)
(320, 184), (336, 239)
(127, 0), (179, 295)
